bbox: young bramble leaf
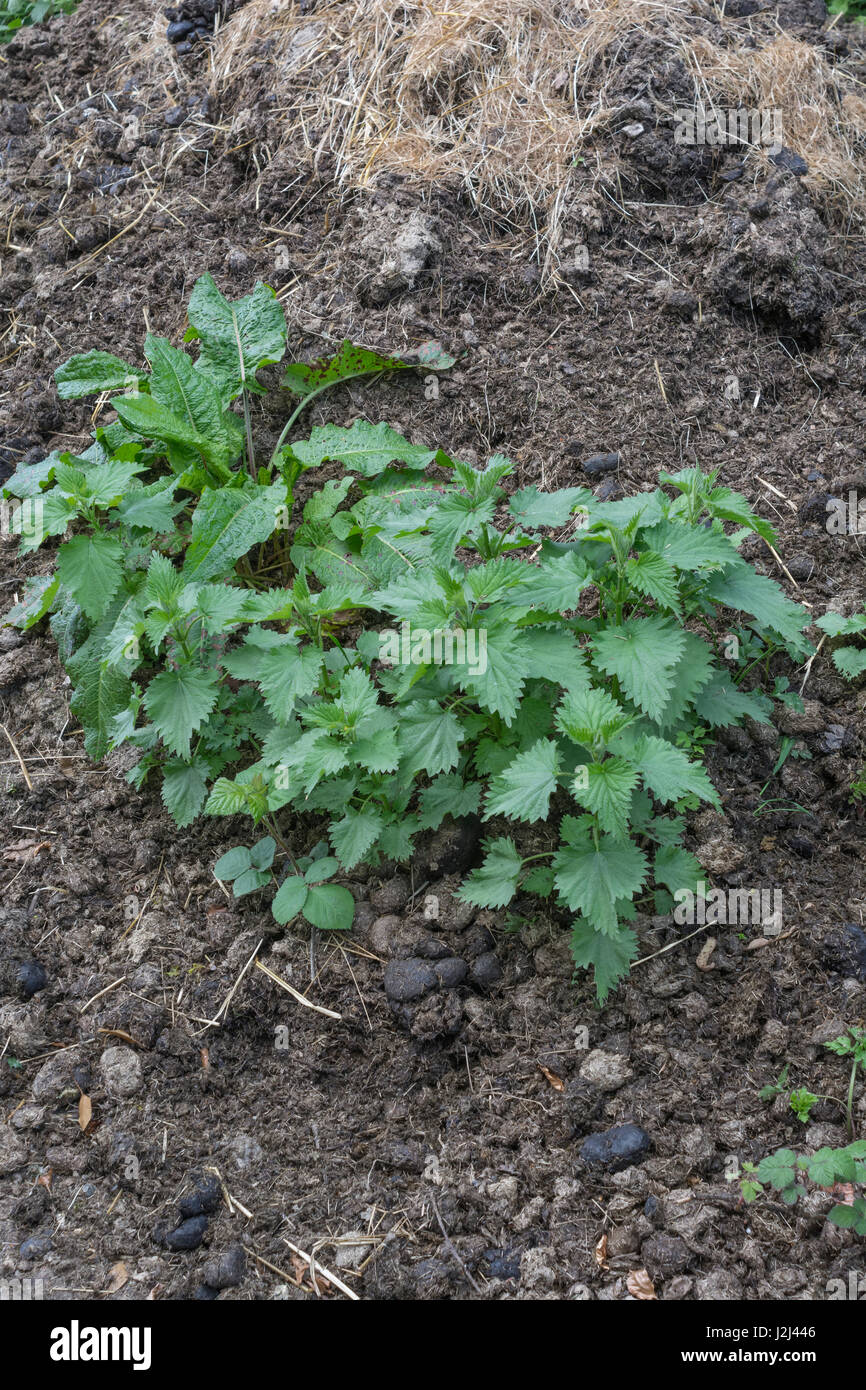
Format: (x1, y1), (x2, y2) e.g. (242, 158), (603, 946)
(272, 875), (308, 924)
(303, 883), (355, 930)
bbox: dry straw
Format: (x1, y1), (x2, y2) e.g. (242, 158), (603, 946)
(212, 0), (866, 264)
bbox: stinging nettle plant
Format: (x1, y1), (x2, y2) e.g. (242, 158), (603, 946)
(3, 274), (828, 999)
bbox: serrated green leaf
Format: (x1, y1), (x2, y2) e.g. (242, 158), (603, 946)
(553, 823), (648, 934)
(398, 700), (464, 775)
(573, 757), (637, 838)
(592, 616), (686, 721)
(257, 644), (323, 721)
(161, 758), (210, 828)
(508, 485), (592, 530)
(145, 334), (243, 467)
(457, 836), (523, 908)
(569, 920), (637, 1004)
(144, 666), (220, 758)
(329, 808), (384, 869)
(626, 550), (681, 613)
(56, 534), (123, 621)
(485, 739), (560, 823)
(417, 774), (480, 831)
(555, 685), (632, 748)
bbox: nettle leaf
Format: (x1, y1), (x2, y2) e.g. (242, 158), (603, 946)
(508, 485), (592, 530)
(520, 627), (590, 692)
(592, 616), (686, 722)
(399, 700), (464, 775)
(815, 611), (866, 638)
(705, 561), (810, 654)
(833, 647), (866, 679)
(186, 272), (287, 401)
(183, 482), (287, 583)
(556, 686), (632, 748)
(640, 519), (739, 572)
(693, 674), (773, 729)
(55, 350), (146, 399)
(553, 819), (648, 934)
(144, 666), (220, 758)
(653, 844), (703, 896)
(117, 478), (182, 532)
(626, 550), (681, 614)
(485, 739), (560, 823)
(573, 758), (637, 839)
(429, 493), (497, 565)
(258, 645), (323, 721)
(619, 733), (720, 809)
(510, 552), (591, 611)
(417, 774), (481, 831)
(303, 883), (355, 930)
(457, 836), (523, 908)
(162, 758), (211, 828)
(655, 633), (716, 730)
(290, 421), (436, 478)
(56, 534), (124, 621)
(329, 808), (384, 869)
(570, 920), (638, 1004)
(460, 624), (530, 725)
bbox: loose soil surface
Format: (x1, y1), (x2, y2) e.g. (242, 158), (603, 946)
(0, 0), (864, 1301)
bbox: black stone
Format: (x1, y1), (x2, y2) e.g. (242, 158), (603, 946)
(193, 1283), (220, 1300)
(482, 1246), (521, 1280)
(19, 1235), (53, 1259)
(166, 19), (194, 39)
(580, 1122), (651, 1171)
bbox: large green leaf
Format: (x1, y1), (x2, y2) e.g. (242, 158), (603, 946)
(485, 739), (560, 822)
(186, 273), (287, 401)
(183, 482), (287, 583)
(289, 421), (436, 478)
(145, 335), (244, 467)
(569, 920), (638, 1004)
(457, 837), (523, 908)
(553, 820), (648, 934)
(55, 350), (146, 399)
(56, 533), (123, 621)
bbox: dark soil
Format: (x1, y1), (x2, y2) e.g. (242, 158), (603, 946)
(0, 0), (864, 1301)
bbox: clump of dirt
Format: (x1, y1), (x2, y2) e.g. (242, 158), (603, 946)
(0, 0), (865, 1302)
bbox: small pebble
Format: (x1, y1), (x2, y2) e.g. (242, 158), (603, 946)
(383, 958), (436, 1002)
(582, 451), (620, 476)
(202, 1244), (245, 1289)
(579, 1123), (651, 1171)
